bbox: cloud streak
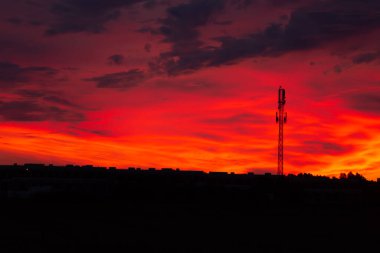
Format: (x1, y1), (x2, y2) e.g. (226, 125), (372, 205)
(84, 69), (147, 88)
(0, 61), (58, 87)
(45, 0), (147, 35)
(0, 100), (85, 122)
(346, 93), (380, 115)
(150, 0), (380, 75)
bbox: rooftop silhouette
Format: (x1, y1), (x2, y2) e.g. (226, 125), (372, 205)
(0, 163), (375, 204)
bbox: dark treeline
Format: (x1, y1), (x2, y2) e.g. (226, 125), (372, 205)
(0, 163), (376, 205)
(0, 164), (379, 253)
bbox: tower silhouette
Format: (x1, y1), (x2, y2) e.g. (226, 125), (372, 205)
(276, 86), (287, 175)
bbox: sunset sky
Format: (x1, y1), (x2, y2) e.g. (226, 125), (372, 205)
(0, 0), (379, 179)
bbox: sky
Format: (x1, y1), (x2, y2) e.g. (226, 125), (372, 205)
(0, 0), (379, 179)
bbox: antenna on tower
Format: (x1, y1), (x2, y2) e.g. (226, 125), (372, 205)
(276, 86), (287, 176)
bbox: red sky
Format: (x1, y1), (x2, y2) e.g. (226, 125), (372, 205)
(0, 0), (379, 179)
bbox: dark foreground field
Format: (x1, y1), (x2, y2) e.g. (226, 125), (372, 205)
(0, 165), (379, 253)
(1, 201), (379, 253)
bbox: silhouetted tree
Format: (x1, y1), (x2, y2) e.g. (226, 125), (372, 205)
(340, 172), (366, 181)
(347, 171), (366, 181)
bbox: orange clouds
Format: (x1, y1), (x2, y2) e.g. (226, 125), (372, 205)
(1, 102), (379, 180)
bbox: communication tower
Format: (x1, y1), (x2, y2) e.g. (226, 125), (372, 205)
(276, 86), (287, 175)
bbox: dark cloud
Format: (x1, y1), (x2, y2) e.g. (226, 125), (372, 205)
(352, 52), (380, 64)
(43, 95), (78, 108)
(297, 141), (353, 155)
(143, 2), (244, 74)
(10, 88), (85, 121)
(0, 101), (84, 122)
(142, 0), (171, 9)
(68, 125), (113, 137)
(158, 0), (226, 47)
(108, 54), (125, 65)
(0, 62), (29, 83)
(0, 35), (50, 57)
(0, 61), (58, 87)
(45, 0), (147, 35)
(233, 0), (303, 8)
(15, 89), (80, 108)
(326, 50), (380, 74)
(15, 89), (46, 98)
(346, 93), (380, 115)
(146, 0), (234, 75)
(84, 69), (147, 88)
(150, 0), (380, 75)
